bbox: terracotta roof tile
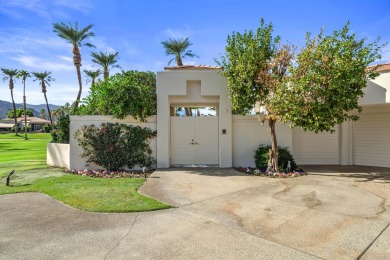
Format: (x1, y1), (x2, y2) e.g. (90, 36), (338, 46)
(366, 62), (390, 72)
(164, 65), (222, 71)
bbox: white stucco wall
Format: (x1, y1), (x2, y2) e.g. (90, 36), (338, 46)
(157, 69), (232, 168)
(232, 115), (292, 167)
(360, 80), (387, 105)
(369, 71), (390, 103)
(352, 104), (390, 167)
(47, 143), (69, 168)
(69, 115), (157, 170)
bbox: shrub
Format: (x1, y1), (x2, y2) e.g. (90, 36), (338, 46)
(51, 115), (70, 143)
(43, 125), (52, 133)
(254, 144), (298, 172)
(77, 70), (156, 121)
(21, 126), (31, 132)
(74, 122), (156, 171)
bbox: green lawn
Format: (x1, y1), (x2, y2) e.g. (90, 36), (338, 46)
(0, 133), (171, 212)
(0, 133), (51, 173)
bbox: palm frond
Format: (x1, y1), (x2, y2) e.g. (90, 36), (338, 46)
(90, 51), (120, 71)
(161, 37), (198, 66)
(53, 21), (94, 47)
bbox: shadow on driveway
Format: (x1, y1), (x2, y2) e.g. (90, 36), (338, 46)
(302, 165), (390, 183)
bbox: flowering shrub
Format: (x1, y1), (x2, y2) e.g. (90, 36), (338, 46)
(74, 122), (156, 171)
(237, 167), (307, 178)
(69, 169), (148, 178)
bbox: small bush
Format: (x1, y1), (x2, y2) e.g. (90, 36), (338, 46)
(254, 144), (298, 172)
(21, 126), (31, 132)
(74, 122), (157, 171)
(44, 125), (52, 133)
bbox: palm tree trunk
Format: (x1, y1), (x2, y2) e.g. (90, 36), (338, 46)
(73, 45), (82, 112)
(103, 70), (109, 80)
(75, 65), (83, 111)
(177, 56), (183, 66)
(185, 107), (192, 116)
(44, 93), (53, 129)
(10, 88), (18, 135)
(23, 95), (28, 140)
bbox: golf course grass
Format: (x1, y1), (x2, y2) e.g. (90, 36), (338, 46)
(0, 133), (171, 212)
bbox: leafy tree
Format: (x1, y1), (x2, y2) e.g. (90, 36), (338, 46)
(1, 68), (19, 135)
(16, 70), (31, 139)
(78, 70), (156, 121)
(217, 20), (294, 171)
(161, 37), (199, 66)
(84, 69), (101, 87)
(51, 114), (70, 144)
(32, 71), (55, 128)
(275, 22), (383, 133)
(90, 51), (120, 80)
(218, 20), (383, 172)
(6, 107), (34, 118)
(53, 22), (95, 110)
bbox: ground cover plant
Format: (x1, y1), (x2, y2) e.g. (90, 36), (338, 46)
(0, 133), (170, 212)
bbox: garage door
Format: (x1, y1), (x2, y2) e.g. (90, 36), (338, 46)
(353, 114), (390, 167)
(293, 126), (340, 165)
(170, 117), (219, 166)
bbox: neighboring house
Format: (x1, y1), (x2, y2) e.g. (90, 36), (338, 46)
(0, 116), (51, 132)
(365, 62), (390, 103)
(63, 64), (390, 170)
(17, 116), (51, 131)
(0, 119), (15, 132)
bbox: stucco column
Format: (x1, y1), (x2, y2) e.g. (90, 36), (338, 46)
(340, 121), (353, 165)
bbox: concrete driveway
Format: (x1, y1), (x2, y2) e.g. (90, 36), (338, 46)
(1, 166), (389, 259)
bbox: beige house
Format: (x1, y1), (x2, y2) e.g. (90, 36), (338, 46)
(0, 119), (15, 132)
(17, 116), (51, 131)
(62, 64), (390, 170)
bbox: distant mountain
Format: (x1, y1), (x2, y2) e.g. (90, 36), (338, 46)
(0, 100), (60, 119)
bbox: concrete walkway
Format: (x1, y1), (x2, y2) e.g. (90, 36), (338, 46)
(1, 166), (390, 259)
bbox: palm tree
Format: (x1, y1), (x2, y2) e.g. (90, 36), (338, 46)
(83, 69), (101, 87)
(90, 51), (120, 80)
(16, 70), (31, 140)
(161, 37), (198, 116)
(32, 71), (55, 128)
(1, 68), (19, 135)
(161, 37), (199, 66)
(53, 22), (95, 110)
(39, 109), (47, 119)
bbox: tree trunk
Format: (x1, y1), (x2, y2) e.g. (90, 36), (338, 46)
(104, 69), (109, 80)
(23, 94), (27, 140)
(176, 56), (183, 66)
(185, 107), (192, 116)
(10, 87), (18, 135)
(44, 93), (54, 129)
(74, 65), (82, 111)
(269, 119), (279, 172)
(73, 45), (82, 112)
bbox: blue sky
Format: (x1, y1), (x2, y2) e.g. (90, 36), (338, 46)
(1, 0), (389, 105)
